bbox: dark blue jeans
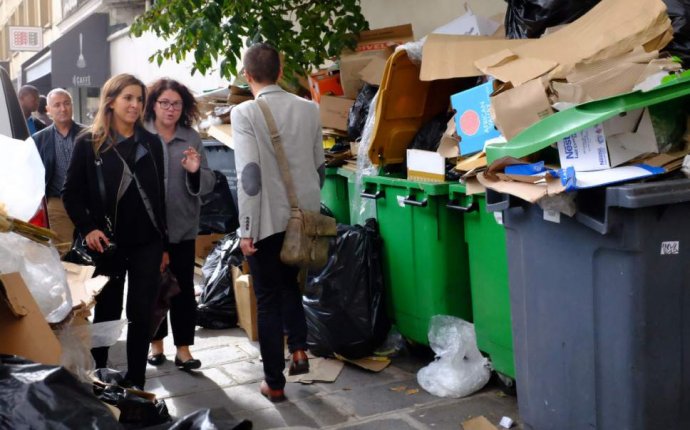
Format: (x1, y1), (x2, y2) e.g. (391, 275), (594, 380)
(247, 232), (307, 390)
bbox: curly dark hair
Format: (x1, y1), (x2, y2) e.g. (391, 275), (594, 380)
(144, 78), (199, 128)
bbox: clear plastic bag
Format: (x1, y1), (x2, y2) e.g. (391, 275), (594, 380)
(55, 324), (95, 383)
(354, 92), (380, 225)
(0, 231), (72, 323)
(0, 135), (45, 221)
(417, 315), (491, 398)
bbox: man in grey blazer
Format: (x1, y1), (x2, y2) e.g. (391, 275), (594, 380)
(232, 43), (325, 402)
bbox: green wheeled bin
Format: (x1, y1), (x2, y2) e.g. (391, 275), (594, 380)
(336, 167), (359, 225)
(448, 184), (515, 382)
(321, 167), (350, 224)
(361, 175), (472, 345)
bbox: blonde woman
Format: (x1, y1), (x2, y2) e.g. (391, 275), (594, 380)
(63, 73), (168, 389)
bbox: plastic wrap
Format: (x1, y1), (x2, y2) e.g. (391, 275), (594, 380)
(354, 92), (380, 225)
(197, 234), (241, 329)
(0, 355), (121, 429)
(0, 135), (45, 221)
(303, 220), (390, 359)
(55, 325), (95, 383)
(505, 0), (601, 39)
(0, 231), (72, 323)
(417, 315), (491, 398)
(398, 39), (425, 64)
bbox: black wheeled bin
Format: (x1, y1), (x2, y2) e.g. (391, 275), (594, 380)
(486, 178), (690, 430)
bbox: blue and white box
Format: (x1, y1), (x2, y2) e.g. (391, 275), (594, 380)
(450, 81), (501, 156)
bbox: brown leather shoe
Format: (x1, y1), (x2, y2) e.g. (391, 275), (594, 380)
(260, 380), (286, 402)
(288, 350), (310, 376)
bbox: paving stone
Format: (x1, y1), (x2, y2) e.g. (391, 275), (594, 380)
(221, 359), (265, 384)
(336, 417), (421, 430)
(189, 345), (250, 367)
(146, 367), (236, 399)
(193, 328), (254, 350)
(325, 377), (444, 418)
(315, 363), (410, 393)
(291, 393), (355, 427)
(164, 388), (237, 418)
(414, 390), (521, 430)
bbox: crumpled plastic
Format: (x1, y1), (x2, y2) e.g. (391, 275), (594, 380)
(0, 231), (72, 323)
(0, 135), (45, 221)
(197, 234), (242, 329)
(417, 315), (491, 398)
(354, 92), (380, 225)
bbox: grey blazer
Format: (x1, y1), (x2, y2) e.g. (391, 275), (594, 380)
(231, 85), (325, 242)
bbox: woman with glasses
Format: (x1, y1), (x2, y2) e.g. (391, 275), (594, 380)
(144, 78), (215, 371)
(63, 73), (167, 389)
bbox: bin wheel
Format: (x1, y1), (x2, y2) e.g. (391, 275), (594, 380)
(496, 372), (517, 396)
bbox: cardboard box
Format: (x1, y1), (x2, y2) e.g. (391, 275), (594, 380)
(407, 149), (446, 183)
(232, 266), (258, 341)
(557, 108), (658, 171)
(319, 95), (355, 131)
(308, 70), (344, 103)
(491, 78), (553, 140)
(340, 24), (413, 98)
(420, 34), (525, 81)
(473, 0), (673, 85)
(195, 233), (226, 260)
(207, 124), (233, 150)
(0, 272), (62, 365)
(450, 81), (501, 156)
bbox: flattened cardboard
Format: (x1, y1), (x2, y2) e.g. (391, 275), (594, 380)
(334, 353), (391, 372)
(207, 124), (233, 150)
(456, 151), (487, 172)
(285, 357), (345, 384)
(0, 273), (61, 365)
(319, 96), (355, 132)
(473, 0), (672, 85)
(477, 171), (565, 203)
(438, 117), (460, 158)
(420, 35), (525, 81)
(358, 56), (387, 86)
(463, 416), (498, 430)
(63, 262), (108, 309)
(232, 266), (258, 341)
(491, 78), (553, 140)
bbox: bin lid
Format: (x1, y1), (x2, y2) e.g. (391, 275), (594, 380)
(363, 175), (451, 196)
(486, 76), (690, 163)
(368, 50), (471, 166)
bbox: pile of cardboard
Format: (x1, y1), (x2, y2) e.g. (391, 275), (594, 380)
(401, 0), (690, 202)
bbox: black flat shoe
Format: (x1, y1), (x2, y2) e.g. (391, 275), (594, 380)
(174, 356), (201, 371)
(147, 353), (166, 366)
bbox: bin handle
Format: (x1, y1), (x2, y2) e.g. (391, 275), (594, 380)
(403, 196), (428, 207)
(361, 190), (385, 200)
(446, 199), (478, 213)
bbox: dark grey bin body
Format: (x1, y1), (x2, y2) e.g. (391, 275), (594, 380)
(486, 179), (690, 430)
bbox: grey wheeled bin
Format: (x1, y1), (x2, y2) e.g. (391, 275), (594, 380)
(486, 178), (690, 430)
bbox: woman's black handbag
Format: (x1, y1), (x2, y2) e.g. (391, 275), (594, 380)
(63, 154), (118, 272)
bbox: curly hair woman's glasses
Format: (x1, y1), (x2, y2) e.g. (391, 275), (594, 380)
(157, 100), (183, 111)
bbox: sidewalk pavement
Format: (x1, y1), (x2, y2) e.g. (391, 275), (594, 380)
(107, 325), (521, 430)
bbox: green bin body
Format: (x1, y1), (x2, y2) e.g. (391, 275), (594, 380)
(321, 167), (350, 224)
(362, 175), (472, 345)
(336, 167), (359, 225)
(448, 184), (514, 379)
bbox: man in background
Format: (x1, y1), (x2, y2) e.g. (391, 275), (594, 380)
(35, 95), (53, 126)
(32, 88), (83, 254)
(19, 85), (46, 134)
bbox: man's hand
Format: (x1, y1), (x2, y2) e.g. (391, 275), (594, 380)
(240, 238), (258, 256)
(85, 229), (109, 253)
(160, 251), (170, 272)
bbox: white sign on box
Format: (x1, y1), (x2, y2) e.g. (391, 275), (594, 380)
(557, 108), (658, 172)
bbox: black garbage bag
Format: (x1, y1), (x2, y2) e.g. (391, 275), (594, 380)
(198, 171), (239, 235)
(93, 368), (172, 428)
(144, 409), (253, 430)
(303, 219), (390, 359)
(505, 0), (601, 39)
(347, 84), (378, 141)
(664, 0), (690, 66)
(0, 355), (121, 429)
(408, 110), (455, 152)
(197, 234), (242, 329)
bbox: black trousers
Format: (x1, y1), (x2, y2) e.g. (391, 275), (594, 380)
(247, 232), (307, 390)
(152, 239), (197, 346)
(91, 240), (163, 388)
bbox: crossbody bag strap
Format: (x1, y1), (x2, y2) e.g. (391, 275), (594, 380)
(94, 154), (114, 234)
(111, 146), (162, 236)
(256, 98), (300, 210)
